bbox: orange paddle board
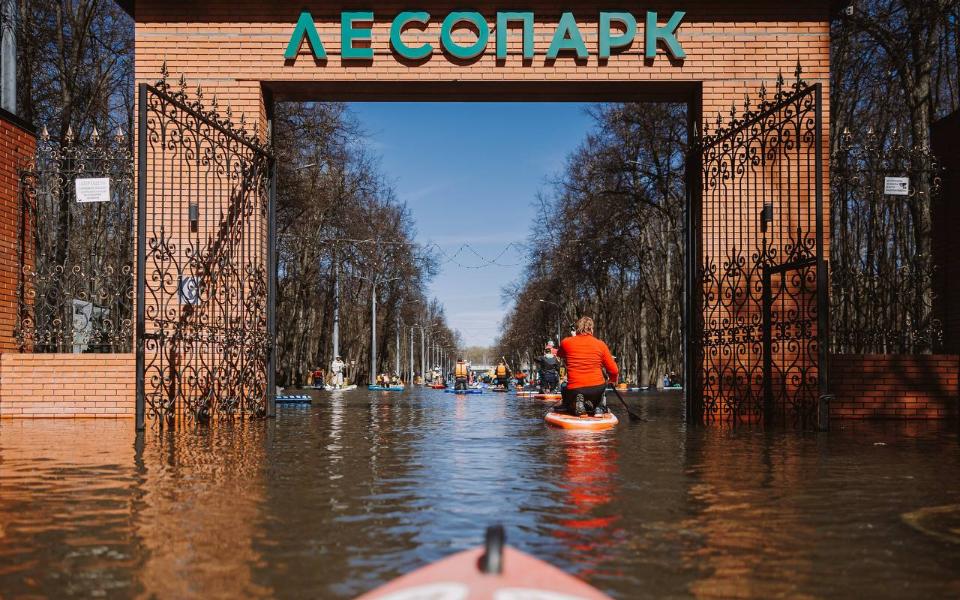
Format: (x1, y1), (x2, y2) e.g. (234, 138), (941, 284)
(545, 411), (619, 431)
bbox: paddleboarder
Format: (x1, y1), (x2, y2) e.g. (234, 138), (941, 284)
(537, 344), (562, 393)
(330, 355), (345, 389)
(557, 316), (619, 417)
(454, 358), (470, 391)
(494, 358), (511, 390)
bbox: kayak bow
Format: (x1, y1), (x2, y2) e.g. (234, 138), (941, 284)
(356, 525), (611, 600)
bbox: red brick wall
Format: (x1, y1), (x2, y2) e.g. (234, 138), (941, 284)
(0, 353), (136, 418)
(829, 354), (959, 420)
(0, 109), (36, 352)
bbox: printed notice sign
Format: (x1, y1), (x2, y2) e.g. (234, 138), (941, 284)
(75, 177), (111, 203)
(884, 176), (910, 196)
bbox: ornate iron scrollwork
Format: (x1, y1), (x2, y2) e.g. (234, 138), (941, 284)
(139, 69), (273, 426)
(16, 127), (135, 353)
(697, 67), (826, 427)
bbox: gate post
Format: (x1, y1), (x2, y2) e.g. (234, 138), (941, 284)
(814, 84), (830, 431)
(135, 82), (147, 432)
(267, 153), (277, 418)
(762, 266), (773, 424)
(684, 86), (703, 424)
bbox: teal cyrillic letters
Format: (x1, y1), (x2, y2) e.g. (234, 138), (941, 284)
(496, 12), (534, 60)
(284, 11), (326, 60)
(391, 12), (432, 60)
(342, 11), (374, 60)
(441, 12), (489, 59)
(547, 13), (588, 60)
(285, 10), (688, 64)
(599, 12), (636, 59)
(645, 11), (686, 59)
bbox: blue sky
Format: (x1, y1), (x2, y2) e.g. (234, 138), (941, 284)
(350, 102), (595, 347)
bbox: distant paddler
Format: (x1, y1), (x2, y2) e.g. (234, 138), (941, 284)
(330, 355), (346, 389)
(537, 342), (562, 393)
(454, 358), (470, 391)
(494, 358), (511, 391)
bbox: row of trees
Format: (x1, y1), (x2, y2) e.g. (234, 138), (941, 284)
(830, 0), (959, 353)
(496, 0), (960, 383)
(272, 102), (459, 386)
(10, 1), (461, 379)
(495, 103), (687, 385)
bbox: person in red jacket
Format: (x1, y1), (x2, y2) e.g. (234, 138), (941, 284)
(557, 316), (619, 416)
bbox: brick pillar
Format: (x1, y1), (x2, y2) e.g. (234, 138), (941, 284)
(0, 108), (35, 352)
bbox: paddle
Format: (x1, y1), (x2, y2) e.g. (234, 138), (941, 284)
(607, 382), (645, 422)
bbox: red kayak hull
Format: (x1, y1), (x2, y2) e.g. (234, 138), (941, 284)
(545, 411), (619, 431)
(356, 546), (611, 599)
(534, 393), (562, 401)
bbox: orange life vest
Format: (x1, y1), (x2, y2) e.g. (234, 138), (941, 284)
(455, 362), (468, 378)
(495, 364), (507, 377)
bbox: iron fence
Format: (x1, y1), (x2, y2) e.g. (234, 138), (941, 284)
(830, 128), (943, 354)
(16, 127), (135, 353)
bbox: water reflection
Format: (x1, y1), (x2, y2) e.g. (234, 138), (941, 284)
(0, 391), (957, 599)
(551, 432), (621, 582)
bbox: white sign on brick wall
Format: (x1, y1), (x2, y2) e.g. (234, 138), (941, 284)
(75, 177), (111, 203)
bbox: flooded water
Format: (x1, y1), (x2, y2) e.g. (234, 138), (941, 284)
(1, 388), (958, 599)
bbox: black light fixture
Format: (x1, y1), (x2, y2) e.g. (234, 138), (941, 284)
(760, 203), (774, 233)
(189, 202), (199, 233)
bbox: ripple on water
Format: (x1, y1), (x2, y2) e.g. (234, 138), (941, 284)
(0, 390), (958, 599)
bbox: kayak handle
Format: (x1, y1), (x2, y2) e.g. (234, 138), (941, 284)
(479, 524), (505, 575)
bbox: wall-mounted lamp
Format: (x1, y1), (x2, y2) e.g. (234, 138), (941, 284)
(760, 203), (774, 233)
(189, 202), (199, 233)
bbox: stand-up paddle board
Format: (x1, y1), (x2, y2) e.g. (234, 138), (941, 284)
(444, 388), (482, 394)
(534, 393), (562, 401)
(324, 384), (358, 391)
(545, 411), (619, 431)
(275, 395), (311, 404)
(356, 525), (611, 600)
(369, 385), (404, 392)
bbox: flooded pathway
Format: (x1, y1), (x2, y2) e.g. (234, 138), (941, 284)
(0, 388), (958, 598)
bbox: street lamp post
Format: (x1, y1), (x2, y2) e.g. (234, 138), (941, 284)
(395, 314), (401, 377)
(366, 275), (400, 386)
(539, 298), (563, 344)
(332, 262), (340, 360)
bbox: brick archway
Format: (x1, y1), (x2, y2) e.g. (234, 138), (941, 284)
(128, 1), (831, 427)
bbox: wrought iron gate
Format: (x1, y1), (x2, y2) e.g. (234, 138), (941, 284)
(136, 76), (276, 428)
(695, 74), (827, 427)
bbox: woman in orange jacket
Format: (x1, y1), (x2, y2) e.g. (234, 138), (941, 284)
(557, 316), (619, 416)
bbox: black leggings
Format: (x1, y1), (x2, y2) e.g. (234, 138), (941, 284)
(560, 384), (607, 415)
